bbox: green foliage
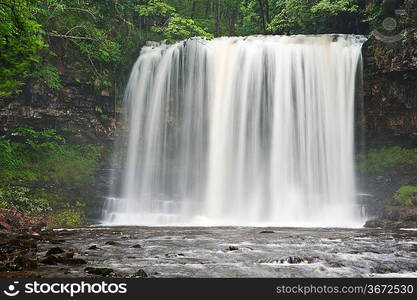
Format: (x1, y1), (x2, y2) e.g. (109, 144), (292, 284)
(165, 14), (213, 41)
(236, 0), (264, 35)
(393, 185), (417, 206)
(136, 0), (176, 17)
(33, 0), (123, 90)
(136, 0), (213, 42)
(357, 146), (417, 173)
(0, 0), (45, 97)
(0, 138), (24, 171)
(1, 0), (406, 97)
(0, 128), (99, 225)
(40, 144), (101, 185)
(0, 186), (51, 213)
(12, 127), (65, 160)
(266, 0), (361, 35)
(0, 127), (101, 185)
(30, 63), (62, 89)
(47, 209), (86, 228)
(311, 0), (359, 15)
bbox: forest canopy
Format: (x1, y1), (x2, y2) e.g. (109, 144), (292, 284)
(0, 0), (412, 98)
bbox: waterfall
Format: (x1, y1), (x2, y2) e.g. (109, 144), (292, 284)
(104, 35), (366, 227)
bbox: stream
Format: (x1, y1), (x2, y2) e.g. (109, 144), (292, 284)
(37, 227), (417, 278)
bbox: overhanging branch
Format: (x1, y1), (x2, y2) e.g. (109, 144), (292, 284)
(44, 32), (99, 41)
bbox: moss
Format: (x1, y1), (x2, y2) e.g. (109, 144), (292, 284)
(84, 267), (117, 277)
(357, 146), (417, 173)
(0, 199), (9, 210)
(394, 185), (417, 206)
(47, 210), (87, 228)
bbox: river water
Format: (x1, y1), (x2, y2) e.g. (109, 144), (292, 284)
(37, 227), (417, 278)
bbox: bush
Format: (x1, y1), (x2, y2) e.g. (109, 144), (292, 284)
(0, 186), (51, 213)
(394, 185), (417, 206)
(37, 144), (102, 185)
(357, 146), (417, 173)
(47, 210), (86, 228)
(0, 127), (102, 185)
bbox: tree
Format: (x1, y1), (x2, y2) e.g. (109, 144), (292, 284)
(268, 0), (361, 35)
(0, 0), (44, 97)
(136, 0), (213, 42)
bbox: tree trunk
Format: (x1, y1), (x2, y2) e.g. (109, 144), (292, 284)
(191, 0), (196, 19)
(216, 0), (221, 36)
(258, 0), (267, 33)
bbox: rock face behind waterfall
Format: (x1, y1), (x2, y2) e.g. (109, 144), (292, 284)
(0, 80), (117, 145)
(361, 28), (417, 148)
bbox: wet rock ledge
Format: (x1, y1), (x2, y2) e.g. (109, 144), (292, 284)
(365, 206), (417, 228)
(0, 228), (151, 278)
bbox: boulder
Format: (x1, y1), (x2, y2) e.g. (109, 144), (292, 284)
(85, 267), (116, 277)
(133, 269), (148, 278)
(46, 247), (65, 256)
(40, 255), (61, 265)
(259, 230), (275, 234)
(105, 241), (120, 246)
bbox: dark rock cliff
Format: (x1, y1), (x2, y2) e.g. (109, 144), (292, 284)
(360, 25), (417, 224)
(0, 79), (118, 145)
(362, 28), (417, 149)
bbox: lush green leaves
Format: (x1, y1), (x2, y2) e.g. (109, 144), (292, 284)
(266, 0), (361, 35)
(0, 0), (411, 97)
(394, 185), (417, 206)
(0, 0), (45, 97)
(0, 128), (101, 224)
(136, 0), (213, 42)
(0, 186), (51, 213)
(311, 0), (359, 15)
(0, 127), (101, 185)
(136, 0), (176, 17)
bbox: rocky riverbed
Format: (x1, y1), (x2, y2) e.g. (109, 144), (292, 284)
(1, 226), (416, 278)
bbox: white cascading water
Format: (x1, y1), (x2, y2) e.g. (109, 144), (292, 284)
(104, 35), (366, 227)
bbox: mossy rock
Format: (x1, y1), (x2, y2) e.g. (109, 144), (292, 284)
(84, 267), (117, 277)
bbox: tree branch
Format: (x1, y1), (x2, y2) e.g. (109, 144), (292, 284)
(44, 32), (98, 41)
(64, 25), (87, 36)
(63, 7), (97, 20)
